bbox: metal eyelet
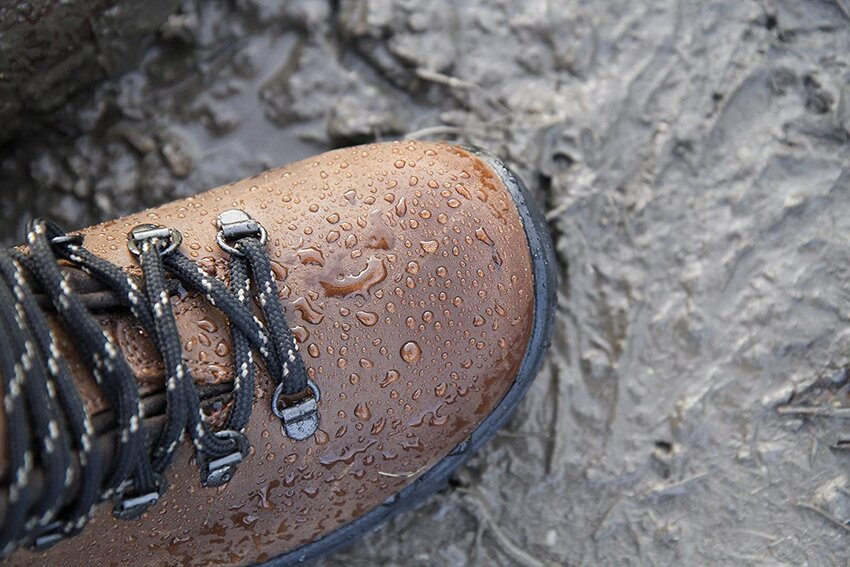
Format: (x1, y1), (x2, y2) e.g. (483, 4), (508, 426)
(199, 430), (250, 488)
(215, 209), (268, 257)
(127, 224), (182, 257)
(112, 474), (167, 520)
(272, 379), (320, 441)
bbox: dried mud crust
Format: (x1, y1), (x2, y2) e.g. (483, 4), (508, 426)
(3, 0), (850, 565)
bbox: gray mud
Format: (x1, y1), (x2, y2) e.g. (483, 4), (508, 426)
(3, 0), (850, 565)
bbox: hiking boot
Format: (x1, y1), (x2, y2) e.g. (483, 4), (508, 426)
(0, 140), (556, 566)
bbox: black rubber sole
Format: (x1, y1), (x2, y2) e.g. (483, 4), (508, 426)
(259, 147), (558, 566)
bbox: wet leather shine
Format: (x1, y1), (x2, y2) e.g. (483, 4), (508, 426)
(10, 141), (534, 566)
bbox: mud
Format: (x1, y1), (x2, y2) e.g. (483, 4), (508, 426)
(3, 0), (850, 565)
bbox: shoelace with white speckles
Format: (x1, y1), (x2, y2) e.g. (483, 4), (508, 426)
(0, 213), (315, 555)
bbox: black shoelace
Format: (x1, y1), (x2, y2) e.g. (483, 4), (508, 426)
(0, 209), (319, 555)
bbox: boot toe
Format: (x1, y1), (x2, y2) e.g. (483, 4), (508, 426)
(246, 140), (543, 557)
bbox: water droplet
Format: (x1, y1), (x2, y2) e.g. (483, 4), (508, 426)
(475, 227), (494, 246)
(320, 256), (387, 298)
(214, 341), (230, 357)
(354, 402), (372, 421)
(319, 440), (377, 469)
(197, 319), (218, 333)
(400, 341), (422, 363)
(326, 213), (340, 224)
(370, 418), (386, 435)
(270, 260), (289, 282)
(364, 209), (395, 250)
(405, 261), (420, 274)
(447, 199), (461, 208)
(420, 240), (438, 253)
(355, 311), (379, 326)
(298, 247), (324, 267)
(293, 296), (324, 324)
(291, 325), (310, 342)
(395, 198), (407, 217)
(394, 159), (406, 169)
(380, 370), (400, 388)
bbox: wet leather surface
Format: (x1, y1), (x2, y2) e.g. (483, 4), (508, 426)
(10, 141), (534, 566)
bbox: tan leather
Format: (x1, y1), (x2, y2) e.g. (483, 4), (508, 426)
(9, 140), (534, 566)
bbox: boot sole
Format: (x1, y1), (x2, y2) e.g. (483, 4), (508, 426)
(259, 146), (558, 566)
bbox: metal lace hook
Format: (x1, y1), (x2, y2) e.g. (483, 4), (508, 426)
(215, 209), (268, 257)
(272, 379), (320, 441)
(198, 430), (250, 487)
(127, 224), (183, 257)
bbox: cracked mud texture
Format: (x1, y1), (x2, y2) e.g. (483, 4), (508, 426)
(3, 0), (850, 565)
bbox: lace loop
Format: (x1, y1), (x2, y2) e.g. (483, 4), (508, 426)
(0, 211), (317, 556)
(214, 210), (315, 439)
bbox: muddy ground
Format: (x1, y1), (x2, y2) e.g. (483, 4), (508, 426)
(3, 0), (850, 565)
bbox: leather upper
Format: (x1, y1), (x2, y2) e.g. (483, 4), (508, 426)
(10, 141), (535, 566)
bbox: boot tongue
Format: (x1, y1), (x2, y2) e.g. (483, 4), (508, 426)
(32, 264), (238, 415)
(109, 291), (236, 389)
(32, 265), (184, 311)
(0, 283), (237, 482)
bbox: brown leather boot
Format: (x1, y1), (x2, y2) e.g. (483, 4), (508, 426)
(0, 141), (555, 566)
